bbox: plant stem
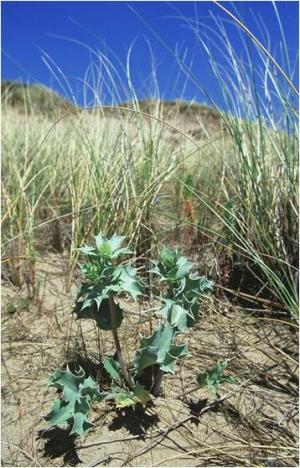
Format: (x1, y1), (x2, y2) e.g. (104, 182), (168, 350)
(152, 368), (164, 397)
(108, 295), (134, 389)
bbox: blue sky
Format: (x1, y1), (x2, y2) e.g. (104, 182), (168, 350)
(2, 1), (299, 109)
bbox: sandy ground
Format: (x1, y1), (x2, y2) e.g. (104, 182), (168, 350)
(1, 253), (299, 467)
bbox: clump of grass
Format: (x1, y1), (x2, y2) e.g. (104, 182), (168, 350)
(165, 4), (299, 317)
(2, 80), (196, 289)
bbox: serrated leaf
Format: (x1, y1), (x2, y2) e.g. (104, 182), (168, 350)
(46, 399), (73, 426)
(49, 367), (85, 401)
(80, 376), (103, 401)
(133, 384), (150, 405)
(177, 275), (213, 300)
(160, 300), (189, 331)
(76, 282), (108, 309)
(47, 368), (103, 437)
(47, 397), (94, 437)
(134, 346), (160, 374)
(108, 233), (132, 259)
(78, 245), (96, 256)
(143, 321), (173, 346)
(221, 375), (236, 384)
(73, 298), (124, 330)
(103, 357), (123, 385)
(134, 323), (186, 375)
(160, 247), (179, 267)
(113, 265), (143, 300)
(81, 262), (103, 282)
(168, 274), (213, 327)
(175, 256), (194, 280)
(160, 296), (202, 330)
(104, 384), (150, 408)
(160, 343), (188, 373)
(108, 233), (125, 251)
(70, 413), (93, 437)
(76, 266), (142, 315)
(152, 248), (194, 284)
(69, 399), (93, 436)
(93, 232), (131, 260)
(94, 232), (106, 251)
(196, 361), (235, 394)
(112, 247), (133, 258)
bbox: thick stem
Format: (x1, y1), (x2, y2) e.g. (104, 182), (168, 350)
(151, 368), (164, 397)
(108, 295), (134, 389)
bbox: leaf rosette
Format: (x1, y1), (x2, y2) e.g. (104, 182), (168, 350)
(73, 233), (143, 330)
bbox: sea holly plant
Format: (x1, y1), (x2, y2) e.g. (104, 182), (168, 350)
(134, 247), (213, 395)
(46, 233), (215, 437)
(74, 233), (142, 388)
(46, 232), (146, 435)
(196, 361), (235, 394)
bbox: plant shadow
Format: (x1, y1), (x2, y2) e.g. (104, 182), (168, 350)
(186, 397), (243, 428)
(186, 398), (209, 426)
(37, 427), (81, 466)
(109, 403), (159, 437)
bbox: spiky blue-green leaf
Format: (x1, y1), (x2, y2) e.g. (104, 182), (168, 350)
(94, 232), (132, 259)
(160, 343), (188, 373)
(70, 406), (94, 436)
(134, 323), (187, 375)
(47, 368), (104, 437)
(175, 256), (194, 280)
(78, 245), (96, 256)
(151, 248), (194, 284)
(113, 265), (143, 300)
(104, 384), (150, 408)
(48, 367), (85, 401)
(176, 275), (213, 299)
(73, 298), (123, 330)
(160, 299), (190, 331)
(103, 357), (123, 385)
(197, 361), (235, 394)
(46, 399), (73, 426)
